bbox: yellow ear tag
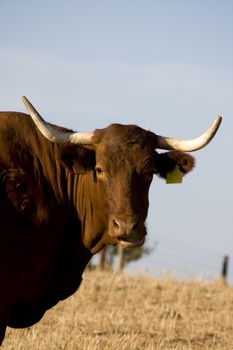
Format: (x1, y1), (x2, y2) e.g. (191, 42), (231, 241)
(166, 165), (183, 184)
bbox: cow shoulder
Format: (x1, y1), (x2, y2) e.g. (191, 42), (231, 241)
(0, 168), (50, 224)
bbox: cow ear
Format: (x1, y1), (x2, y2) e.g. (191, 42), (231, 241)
(59, 145), (96, 174)
(154, 150), (195, 179)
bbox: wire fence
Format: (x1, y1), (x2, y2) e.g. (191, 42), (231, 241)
(128, 235), (232, 283)
(93, 234), (232, 283)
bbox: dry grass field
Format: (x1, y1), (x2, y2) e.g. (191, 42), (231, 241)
(2, 270), (233, 350)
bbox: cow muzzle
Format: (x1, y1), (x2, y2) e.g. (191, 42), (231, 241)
(110, 216), (146, 248)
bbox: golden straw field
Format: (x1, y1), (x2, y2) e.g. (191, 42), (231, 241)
(2, 270), (233, 350)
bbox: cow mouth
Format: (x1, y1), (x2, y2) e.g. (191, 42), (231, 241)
(118, 235), (145, 248)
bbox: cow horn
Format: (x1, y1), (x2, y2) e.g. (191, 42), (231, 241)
(22, 96), (94, 145)
(156, 116), (222, 152)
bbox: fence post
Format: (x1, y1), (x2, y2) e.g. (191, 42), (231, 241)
(221, 255), (229, 284)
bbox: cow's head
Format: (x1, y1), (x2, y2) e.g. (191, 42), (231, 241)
(22, 97), (221, 249)
(90, 124), (196, 249)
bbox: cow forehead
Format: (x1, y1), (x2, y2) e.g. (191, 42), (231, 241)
(93, 124), (155, 169)
(93, 123), (154, 145)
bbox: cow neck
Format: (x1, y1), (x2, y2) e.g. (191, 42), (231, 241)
(73, 172), (109, 250)
(31, 138), (70, 207)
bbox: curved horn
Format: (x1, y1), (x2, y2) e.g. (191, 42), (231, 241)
(22, 96), (94, 145)
(156, 116), (222, 152)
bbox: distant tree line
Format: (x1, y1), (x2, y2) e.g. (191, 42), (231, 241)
(96, 244), (155, 273)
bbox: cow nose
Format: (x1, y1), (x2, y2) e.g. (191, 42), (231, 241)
(112, 218), (140, 237)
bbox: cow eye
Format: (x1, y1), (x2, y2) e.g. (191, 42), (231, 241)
(95, 167), (103, 175)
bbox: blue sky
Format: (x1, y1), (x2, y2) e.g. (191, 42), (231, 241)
(1, 0), (233, 281)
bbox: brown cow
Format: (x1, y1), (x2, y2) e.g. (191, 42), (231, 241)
(0, 97), (221, 345)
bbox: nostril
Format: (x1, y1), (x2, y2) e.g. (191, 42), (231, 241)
(112, 218), (140, 235)
(131, 221), (140, 232)
(112, 218), (120, 229)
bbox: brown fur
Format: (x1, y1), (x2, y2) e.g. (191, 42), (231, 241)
(0, 113), (195, 345)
